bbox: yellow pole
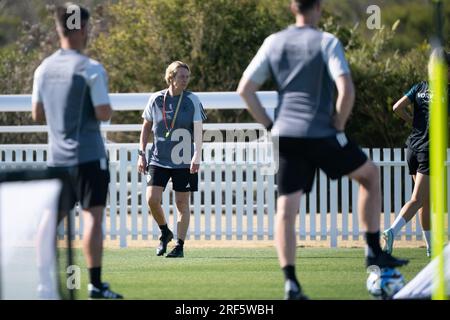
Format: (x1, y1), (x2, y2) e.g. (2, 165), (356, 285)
(429, 48), (448, 300)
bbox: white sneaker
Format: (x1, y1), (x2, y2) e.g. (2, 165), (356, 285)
(88, 282), (123, 299)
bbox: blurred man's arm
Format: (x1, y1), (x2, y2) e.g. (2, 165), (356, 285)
(32, 102), (46, 123)
(237, 35), (274, 130)
(95, 104), (113, 121)
(333, 74), (355, 131)
(89, 64), (112, 121)
(237, 78), (273, 129)
(31, 65), (45, 123)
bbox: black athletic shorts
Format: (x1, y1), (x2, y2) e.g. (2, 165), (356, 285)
(48, 158), (110, 212)
(406, 148), (429, 175)
(146, 165), (198, 192)
(276, 133), (368, 195)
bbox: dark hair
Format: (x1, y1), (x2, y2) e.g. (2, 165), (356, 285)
(293, 0), (321, 13)
(55, 2), (90, 36)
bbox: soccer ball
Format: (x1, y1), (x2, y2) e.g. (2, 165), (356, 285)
(366, 267), (405, 299)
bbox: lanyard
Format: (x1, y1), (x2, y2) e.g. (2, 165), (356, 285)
(162, 89), (183, 138)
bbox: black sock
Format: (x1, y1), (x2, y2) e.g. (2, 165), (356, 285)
(159, 224), (169, 234)
(89, 267), (102, 288)
(282, 265), (300, 288)
(365, 231), (382, 257)
(176, 239), (184, 247)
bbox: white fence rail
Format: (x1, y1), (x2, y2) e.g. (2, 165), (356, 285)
(1, 93), (449, 247)
(0, 92), (277, 133)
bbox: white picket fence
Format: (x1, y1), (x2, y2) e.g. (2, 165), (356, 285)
(1, 92), (450, 247)
(2, 144), (450, 248)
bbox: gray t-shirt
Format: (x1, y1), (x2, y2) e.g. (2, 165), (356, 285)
(142, 90), (207, 169)
(32, 49), (110, 166)
(243, 25), (350, 138)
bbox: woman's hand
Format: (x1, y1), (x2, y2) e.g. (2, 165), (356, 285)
(190, 152), (201, 174)
(138, 155), (147, 174)
(333, 115), (346, 132)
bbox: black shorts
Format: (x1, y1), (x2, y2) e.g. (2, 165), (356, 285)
(406, 148), (429, 175)
(276, 134), (368, 195)
(146, 165), (198, 192)
(48, 159), (110, 211)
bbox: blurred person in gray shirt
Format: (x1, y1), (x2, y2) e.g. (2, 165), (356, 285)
(32, 2), (122, 299)
(238, 0), (408, 300)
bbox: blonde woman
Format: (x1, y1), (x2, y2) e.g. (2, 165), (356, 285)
(138, 61), (207, 258)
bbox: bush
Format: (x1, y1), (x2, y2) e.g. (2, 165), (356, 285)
(0, 0), (434, 147)
(346, 22), (429, 147)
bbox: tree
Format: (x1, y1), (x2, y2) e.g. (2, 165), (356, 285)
(0, 0), (435, 147)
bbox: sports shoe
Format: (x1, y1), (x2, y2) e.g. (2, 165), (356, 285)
(88, 282), (123, 299)
(426, 248), (431, 258)
(284, 280), (308, 300)
(382, 229), (394, 254)
(166, 245), (184, 258)
(156, 229), (173, 256)
(366, 251), (409, 268)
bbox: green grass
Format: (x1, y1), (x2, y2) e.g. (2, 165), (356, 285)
(62, 247), (429, 300)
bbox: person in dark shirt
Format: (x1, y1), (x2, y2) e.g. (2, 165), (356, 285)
(383, 51), (450, 257)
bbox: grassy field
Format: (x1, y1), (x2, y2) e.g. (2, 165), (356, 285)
(63, 247), (430, 300)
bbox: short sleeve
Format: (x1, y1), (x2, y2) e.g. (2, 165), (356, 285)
(189, 94), (207, 121)
(31, 65), (43, 103)
(142, 93), (159, 121)
(242, 35), (275, 85)
(405, 83), (421, 102)
(86, 61), (110, 107)
(321, 33), (351, 81)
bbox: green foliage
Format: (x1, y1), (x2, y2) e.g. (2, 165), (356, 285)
(87, 0), (292, 142)
(0, 15), (21, 47)
(0, 0), (439, 146)
(0, 9), (56, 144)
(89, 0), (290, 93)
(325, 0), (450, 52)
(346, 23), (429, 147)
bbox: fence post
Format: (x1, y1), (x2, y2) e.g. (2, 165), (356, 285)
(130, 151), (138, 240)
(310, 178), (317, 240)
(341, 176), (349, 240)
(119, 148), (128, 248)
(204, 163), (212, 240)
(225, 161), (233, 240)
(330, 179), (338, 248)
(109, 162), (117, 240)
(319, 171), (327, 241)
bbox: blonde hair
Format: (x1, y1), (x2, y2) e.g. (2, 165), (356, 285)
(165, 61), (190, 85)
